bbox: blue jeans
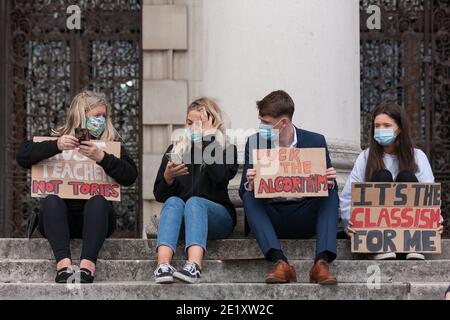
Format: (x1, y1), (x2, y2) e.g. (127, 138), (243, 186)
(157, 196), (234, 254)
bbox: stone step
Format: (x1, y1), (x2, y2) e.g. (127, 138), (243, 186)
(0, 282), (413, 300)
(2, 239), (449, 261)
(148, 239), (450, 261)
(0, 239), (150, 260)
(228, 183), (242, 207)
(1, 259), (449, 284)
(408, 283), (450, 300)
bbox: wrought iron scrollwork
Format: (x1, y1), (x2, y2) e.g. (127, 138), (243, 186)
(360, 0), (450, 236)
(6, 0), (141, 237)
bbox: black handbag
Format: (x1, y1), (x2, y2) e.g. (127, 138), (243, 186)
(27, 209), (39, 239)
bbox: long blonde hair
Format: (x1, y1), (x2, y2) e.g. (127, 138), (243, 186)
(173, 98), (227, 156)
(54, 90), (117, 141)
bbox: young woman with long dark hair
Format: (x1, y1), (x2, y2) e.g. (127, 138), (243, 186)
(340, 102), (444, 260)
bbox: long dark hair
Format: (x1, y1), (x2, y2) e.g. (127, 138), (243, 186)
(365, 102), (418, 181)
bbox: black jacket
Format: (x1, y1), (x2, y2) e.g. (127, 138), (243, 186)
(16, 138), (138, 199)
(153, 136), (238, 226)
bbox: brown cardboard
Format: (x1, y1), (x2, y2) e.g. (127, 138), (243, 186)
(253, 148), (328, 198)
(31, 137), (121, 201)
(350, 183), (442, 253)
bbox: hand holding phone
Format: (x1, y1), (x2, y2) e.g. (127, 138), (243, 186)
(75, 128), (91, 143)
(164, 154), (189, 185)
(165, 152), (184, 165)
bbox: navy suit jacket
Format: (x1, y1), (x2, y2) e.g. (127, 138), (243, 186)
(238, 126), (337, 236)
(239, 126), (337, 199)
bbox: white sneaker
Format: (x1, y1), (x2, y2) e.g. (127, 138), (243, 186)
(406, 253), (425, 260)
(373, 252), (397, 260)
(154, 263), (177, 284)
(173, 261), (202, 284)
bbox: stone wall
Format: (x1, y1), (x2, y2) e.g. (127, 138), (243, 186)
(142, 0), (361, 238)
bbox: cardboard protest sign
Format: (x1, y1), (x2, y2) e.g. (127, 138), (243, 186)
(253, 148), (328, 198)
(350, 182), (442, 254)
(31, 137), (121, 201)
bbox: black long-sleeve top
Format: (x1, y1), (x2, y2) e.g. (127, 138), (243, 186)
(153, 135), (238, 226)
(16, 138), (138, 212)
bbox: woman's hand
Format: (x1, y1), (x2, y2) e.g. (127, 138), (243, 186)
(164, 161), (189, 185)
(245, 169), (257, 191)
(201, 110), (222, 135)
(346, 221), (355, 236)
(326, 167), (337, 188)
(78, 141), (105, 162)
(57, 135), (80, 151)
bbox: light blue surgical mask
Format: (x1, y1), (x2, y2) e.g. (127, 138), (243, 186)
(186, 129), (203, 143)
(374, 128), (398, 146)
(259, 119), (282, 141)
(86, 116), (106, 138)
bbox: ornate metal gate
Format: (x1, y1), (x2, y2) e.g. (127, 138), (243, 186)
(0, 0), (142, 237)
(360, 0), (450, 236)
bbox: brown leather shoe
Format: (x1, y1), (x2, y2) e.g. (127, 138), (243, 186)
(309, 260), (337, 285)
(265, 260), (297, 283)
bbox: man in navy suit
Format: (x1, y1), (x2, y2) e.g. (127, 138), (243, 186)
(239, 90), (339, 284)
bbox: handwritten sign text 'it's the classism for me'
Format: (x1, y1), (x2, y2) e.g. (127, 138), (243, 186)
(350, 182), (442, 254)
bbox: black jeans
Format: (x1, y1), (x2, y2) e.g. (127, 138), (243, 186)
(371, 169), (419, 183)
(38, 195), (116, 264)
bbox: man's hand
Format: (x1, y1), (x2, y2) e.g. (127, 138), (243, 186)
(438, 224), (444, 235)
(78, 141), (105, 162)
(326, 167), (337, 188)
(245, 168), (257, 191)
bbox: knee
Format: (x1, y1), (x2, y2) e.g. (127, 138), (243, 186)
(185, 196), (204, 207)
(242, 191), (259, 207)
(86, 195), (109, 210)
(184, 197), (205, 214)
(371, 169), (393, 182)
(85, 196), (110, 217)
(396, 171), (419, 182)
(42, 194), (63, 206)
(40, 195), (64, 217)
(161, 197), (185, 218)
(163, 196), (185, 210)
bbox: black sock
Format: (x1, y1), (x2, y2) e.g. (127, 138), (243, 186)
(266, 249), (288, 264)
(315, 251), (335, 264)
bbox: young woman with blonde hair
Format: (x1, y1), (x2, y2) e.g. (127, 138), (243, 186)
(17, 91), (138, 283)
(153, 98), (238, 284)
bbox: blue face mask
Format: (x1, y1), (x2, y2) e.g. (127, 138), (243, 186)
(86, 116), (106, 138)
(259, 120), (282, 141)
(186, 129), (203, 143)
(374, 128), (398, 146)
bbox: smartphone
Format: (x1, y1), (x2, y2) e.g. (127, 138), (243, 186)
(75, 128), (91, 142)
(165, 152), (184, 165)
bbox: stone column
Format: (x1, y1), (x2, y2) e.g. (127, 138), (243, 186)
(142, 0), (361, 237)
(202, 0), (361, 186)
